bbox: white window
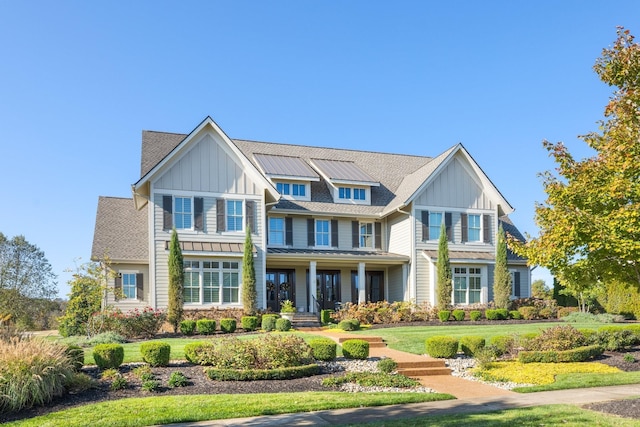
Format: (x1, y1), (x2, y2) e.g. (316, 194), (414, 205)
(226, 200), (243, 231)
(453, 267), (482, 305)
(174, 197), (192, 229)
(183, 259), (240, 304)
(468, 214), (481, 242)
(429, 212), (443, 240)
(359, 222), (373, 248)
(316, 220), (330, 246)
(122, 273), (137, 299)
(338, 187), (351, 199)
(269, 217), (285, 245)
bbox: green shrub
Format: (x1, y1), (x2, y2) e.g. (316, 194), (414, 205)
(509, 310), (522, 320)
(518, 345), (603, 363)
(527, 325), (586, 351)
(322, 372), (419, 388)
(87, 331), (127, 345)
(591, 327), (638, 351)
(241, 316), (259, 331)
(65, 345), (85, 371)
(459, 336), (485, 356)
(474, 346), (498, 369)
(485, 309), (499, 320)
(539, 307), (554, 319)
(309, 338), (337, 361)
(141, 379), (161, 392)
(261, 314), (279, 332)
(64, 372), (96, 393)
(342, 339), (370, 359)
(488, 335), (516, 357)
(469, 310), (482, 321)
(338, 319), (360, 331)
(100, 368), (121, 380)
(140, 341), (171, 367)
(425, 336), (459, 358)
(275, 318), (292, 331)
(196, 319), (216, 335)
(438, 310), (451, 322)
(377, 358), (397, 374)
(495, 308), (509, 320)
(183, 341), (207, 364)
(180, 320), (197, 335)
(168, 371), (189, 387)
(624, 353), (636, 363)
(110, 374), (128, 391)
(220, 318), (237, 334)
(93, 344), (124, 369)
(451, 309), (465, 321)
(205, 364), (319, 381)
(321, 309), (334, 324)
(518, 306), (538, 320)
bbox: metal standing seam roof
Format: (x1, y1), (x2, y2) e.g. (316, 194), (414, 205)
(253, 153), (320, 179)
(423, 250), (496, 261)
(268, 247), (410, 260)
(310, 158), (379, 184)
(163, 241), (257, 254)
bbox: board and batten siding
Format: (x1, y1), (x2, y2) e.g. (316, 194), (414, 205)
(154, 133), (260, 195)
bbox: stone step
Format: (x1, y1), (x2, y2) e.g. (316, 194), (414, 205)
(398, 367), (452, 376)
(337, 336), (384, 344)
(396, 360), (447, 369)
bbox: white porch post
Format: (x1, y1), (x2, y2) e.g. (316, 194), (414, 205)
(402, 263), (409, 301)
(309, 261), (317, 312)
(358, 262), (366, 304)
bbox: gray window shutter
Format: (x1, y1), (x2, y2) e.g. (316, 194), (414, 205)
(331, 219), (339, 248)
(421, 210), (429, 241)
(374, 222), (382, 249)
(483, 214), (491, 243)
(445, 212), (452, 241)
(352, 221), (359, 248)
(307, 219), (315, 246)
(513, 271), (521, 297)
(216, 199), (225, 232)
(285, 217), (293, 246)
(246, 200), (255, 233)
(194, 197), (204, 231)
(114, 275), (122, 301)
(136, 273), (144, 301)
(461, 213), (468, 242)
(162, 195), (172, 230)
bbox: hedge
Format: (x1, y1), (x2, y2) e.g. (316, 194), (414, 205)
(220, 318), (237, 333)
(180, 320), (197, 335)
(241, 316), (259, 331)
(275, 318), (292, 331)
(309, 338), (337, 361)
(425, 336), (459, 358)
(469, 310), (482, 321)
(452, 309), (465, 321)
(342, 339), (370, 359)
(518, 345), (603, 363)
(438, 310), (451, 322)
(321, 309), (334, 324)
(196, 319), (216, 335)
(262, 314), (279, 332)
(205, 363), (319, 381)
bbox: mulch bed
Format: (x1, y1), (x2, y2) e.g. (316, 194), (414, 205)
(3, 347), (640, 424)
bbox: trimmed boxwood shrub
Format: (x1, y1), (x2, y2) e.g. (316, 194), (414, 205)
(459, 336), (485, 356)
(220, 318), (237, 334)
(321, 309), (334, 324)
(180, 320), (197, 335)
(65, 345), (85, 371)
(205, 364), (319, 381)
(495, 308), (509, 320)
(275, 318), (292, 331)
(183, 341), (207, 364)
(451, 309), (465, 321)
(262, 314), (279, 332)
(196, 319), (216, 335)
(485, 309), (499, 320)
(140, 341), (171, 367)
(518, 345), (603, 363)
(338, 319), (360, 331)
(438, 310), (451, 322)
(93, 344), (124, 369)
(469, 310), (482, 321)
(241, 316), (259, 331)
(309, 338), (337, 361)
(425, 336), (459, 358)
(509, 310), (522, 320)
(342, 339), (370, 359)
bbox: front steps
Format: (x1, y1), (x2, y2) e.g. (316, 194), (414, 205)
(396, 360), (452, 377)
(291, 312), (321, 328)
(337, 336), (387, 348)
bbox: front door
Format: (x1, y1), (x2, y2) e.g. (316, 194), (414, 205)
(351, 270), (385, 303)
(315, 271), (341, 310)
(266, 269), (295, 313)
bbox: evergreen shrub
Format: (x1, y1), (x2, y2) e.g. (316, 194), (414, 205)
(459, 336), (485, 356)
(321, 309), (334, 324)
(241, 316), (259, 331)
(140, 341), (171, 367)
(452, 309), (465, 321)
(196, 319), (216, 335)
(220, 318), (237, 333)
(438, 310), (451, 322)
(425, 336), (459, 358)
(261, 314), (279, 332)
(93, 344), (124, 369)
(180, 320), (197, 335)
(509, 310), (522, 320)
(309, 338), (337, 361)
(469, 310), (482, 321)
(275, 318), (291, 331)
(342, 339), (370, 359)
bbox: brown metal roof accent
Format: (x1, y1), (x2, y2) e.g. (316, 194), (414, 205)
(310, 158), (378, 184)
(163, 241), (256, 254)
(268, 247), (409, 260)
(423, 250), (495, 261)
(91, 197), (148, 262)
(254, 153), (319, 179)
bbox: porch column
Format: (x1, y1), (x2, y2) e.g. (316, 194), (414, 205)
(309, 261), (317, 312)
(402, 263), (409, 301)
(358, 262), (366, 304)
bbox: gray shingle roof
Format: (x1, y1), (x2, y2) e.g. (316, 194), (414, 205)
(91, 196), (148, 262)
(141, 131), (185, 177)
(499, 216), (528, 262)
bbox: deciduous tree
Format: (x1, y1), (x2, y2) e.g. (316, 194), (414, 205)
(58, 261), (106, 337)
(167, 229), (184, 333)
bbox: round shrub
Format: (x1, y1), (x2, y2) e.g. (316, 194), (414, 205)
(196, 319), (216, 335)
(451, 310), (465, 321)
(342, 339), (370, 360)
(65, 345), (85, 371)
(241, 316), (259, 331)
(140, 341), (171, 367)
(438, 310), (451, 322)
(518, 306), (539, 320)
(528, 325), (586, 351)
(377, 358), (397, 374)
(275, 318), (292, 331)
(488, 335), (516, 356)
(469, 310), (482, 321)
(93, 343), (124, 369)
(220, 318), (237, 334)
(338, 319), (360, 331)
(459, 336), (485, 356)
(509, 310), (522, 320)
(495, 309), (509, 320)
(262, 314), (279, 332)
(320, 309), (334, 324)
(485, 309), (499, 320)
(180, 320), (197, 335)
(425, 336), (459, 358)
(309, 338), (337, 361)
(183, 341), (208, 364)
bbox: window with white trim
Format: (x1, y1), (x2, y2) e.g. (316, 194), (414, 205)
(226, 200), (243, 232)
(429, 212), (443, 240)
(353, 188), (366, 200)
(276, 182), (307, 198)
(338, 187), (351, 199)
(359, 222), (373, 248)
(453, 267), (482, 304)
(468, 214), (481, 242)
(315, 220), (330, 247)
(122, 273), (137, 299)
(183, 260), (241, 304)
(269, 217), (285, 245)
(174, 197), (192, 229)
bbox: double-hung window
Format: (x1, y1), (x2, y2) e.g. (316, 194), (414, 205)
(359, 222), (373, 248)
(269, 217), (285, 245)
(316, 220), (330, 246)
(468, 214), (481, 242)
(222, 261), (240, 303)
(429, 212), (443, 240)
(121, 273), (137, 299)
(183, 261), (201, 303)
(183, 260), (240, 304)
(174, 197), (192, 229)
(226, 200), (243, 231)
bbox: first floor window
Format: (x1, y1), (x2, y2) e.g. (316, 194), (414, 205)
(453, 267), (482, 304)
(429, 212), (443, 240)
(122, 273), (137, 299)
(226, 200), (243, 231)
(316, 220), (330, 246)
(183, 259), (240, 304)
(269, 217), (285, 245)
(359, 222), (373, 248)
(174, 197), (192, 229)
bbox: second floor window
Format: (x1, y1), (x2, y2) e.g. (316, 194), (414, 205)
(226, 200), (243, 231)
(353, 188), (366, 200)
(359, 222), (373, 248)
(338, 187), (351, 199)
(316, 220), (330, 246)
(269, 217), (285, 245)
(174, 197), (192, 229)
(468, 214), (481, 241)
(429, 212), (443, 240)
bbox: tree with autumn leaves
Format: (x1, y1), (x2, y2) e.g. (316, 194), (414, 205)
(510, 28), (640, 310)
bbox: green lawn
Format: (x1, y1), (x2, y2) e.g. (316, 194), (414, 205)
(349, 322), (605, 354)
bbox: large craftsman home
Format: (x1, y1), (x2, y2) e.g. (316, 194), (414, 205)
(91, 116), (530, 314)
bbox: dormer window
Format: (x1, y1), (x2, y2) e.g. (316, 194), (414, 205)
(353, 188), (366, 200)
(338, 187), (351, 199)
(277, 182), (307, 198)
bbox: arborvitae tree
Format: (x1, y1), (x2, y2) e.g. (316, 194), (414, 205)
(242, 225), (257, 315)
(436, 222), (452, 310)
(167, 228), (184, 333)
(493, 224), (512, 309)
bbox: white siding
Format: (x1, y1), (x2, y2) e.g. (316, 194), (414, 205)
(387, 211), (411, 256)
(387, 265), (404, 302)
(415, 254), (431, 305)
(106, 264), (150, 310)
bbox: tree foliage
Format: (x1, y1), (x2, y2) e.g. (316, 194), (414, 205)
(493, 224), (512, 309)
(167, 229), (184, 333)
(510, 27), (640, 298)
(0, 233), (57, 326)
(436, 222), (451, 310)
(242, 225), (257, 315)
(58, 261), (106, 337)
(531, 279), (552, 299)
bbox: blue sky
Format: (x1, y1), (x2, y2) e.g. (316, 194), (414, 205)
(0, 1), (636, 298)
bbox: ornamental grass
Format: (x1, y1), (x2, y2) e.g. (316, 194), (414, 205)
(472, 360), (621, 385)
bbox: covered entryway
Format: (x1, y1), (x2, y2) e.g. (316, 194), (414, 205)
(351, 270), (385, 303)
(312, 270), (341, 311)
(266, 269), (295, 313)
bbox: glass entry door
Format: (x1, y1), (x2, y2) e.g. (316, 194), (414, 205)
(315, 271), (341, 310)
(266, 270), (295, 313)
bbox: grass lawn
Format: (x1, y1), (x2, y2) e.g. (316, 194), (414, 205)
(514, 371), (640, 393)
(349, 321), (605, 354)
